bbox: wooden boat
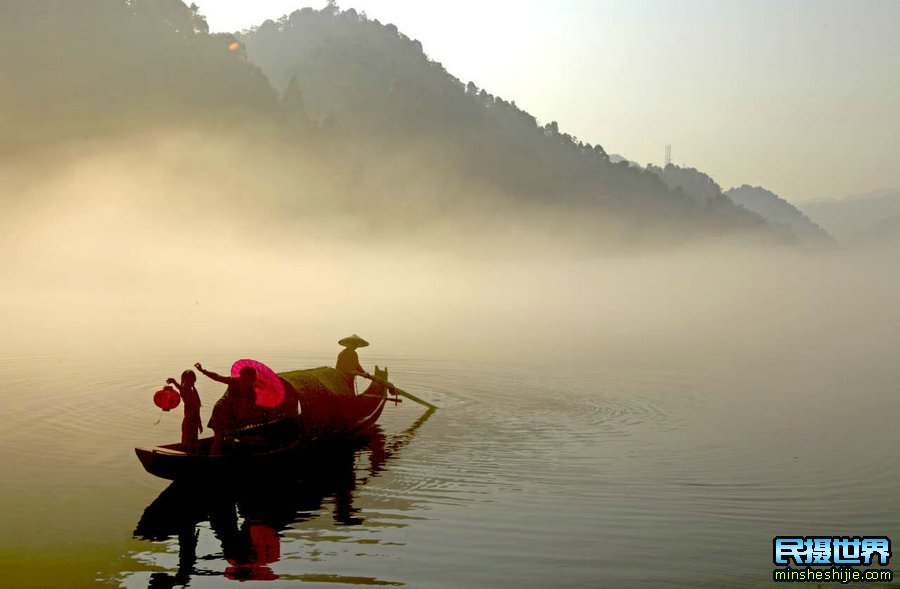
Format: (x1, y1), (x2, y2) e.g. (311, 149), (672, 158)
(279, 365), (391, 437)
(135, 366), (391, 481)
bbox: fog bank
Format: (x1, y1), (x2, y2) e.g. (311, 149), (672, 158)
(2, 131), (898, 395)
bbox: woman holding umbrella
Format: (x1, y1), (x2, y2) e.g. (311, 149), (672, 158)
(194, 360), (287, 455)
(194, 362), (258, 455)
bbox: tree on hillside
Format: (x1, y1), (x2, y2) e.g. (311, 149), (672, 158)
(647, 164), (728, 203)
(0, 0), (276, 141)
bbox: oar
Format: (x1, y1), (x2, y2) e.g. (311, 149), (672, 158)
(361, 373), (438, 410)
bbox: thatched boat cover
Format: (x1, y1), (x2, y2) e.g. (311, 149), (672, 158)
(280, 367), (355, 397)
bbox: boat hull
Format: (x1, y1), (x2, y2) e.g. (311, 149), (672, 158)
(135, 367), (389, 481)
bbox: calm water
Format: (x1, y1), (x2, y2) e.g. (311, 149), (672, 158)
(0, 347), (898, 588)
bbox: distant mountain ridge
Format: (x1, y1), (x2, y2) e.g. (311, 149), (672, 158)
(799, 190), (900, 241)
(725, 185), (834, 244)
(848, 214), (900, 246)
(640, 163), (832, 245)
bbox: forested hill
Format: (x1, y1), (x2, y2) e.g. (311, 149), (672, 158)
(645, 163), (832, 244)
(239, 5), (640, 203)
(725, 185), (834, 244)
(0, 0), (276, 142)
(646, 164), (727, 204)
(1, 1), (786, 247)
(237, 5), (778, 240)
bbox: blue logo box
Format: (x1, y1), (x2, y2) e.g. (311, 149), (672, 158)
(774, 536), (891, 566)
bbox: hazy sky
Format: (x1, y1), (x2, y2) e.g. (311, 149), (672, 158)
(191, 0), (899, 201)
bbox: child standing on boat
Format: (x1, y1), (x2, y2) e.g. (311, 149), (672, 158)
(166, 370), (202, 453)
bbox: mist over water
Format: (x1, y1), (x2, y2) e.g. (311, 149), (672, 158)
(2, 128), (900, 589)
(3, 129), (898, 378)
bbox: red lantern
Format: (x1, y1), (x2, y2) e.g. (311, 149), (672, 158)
(153, 386), (180, 411)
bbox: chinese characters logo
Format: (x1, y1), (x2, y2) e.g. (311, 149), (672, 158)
(774, 536), (891, 566)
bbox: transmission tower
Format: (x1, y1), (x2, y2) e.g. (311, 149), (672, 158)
(665, 144), (672, 166)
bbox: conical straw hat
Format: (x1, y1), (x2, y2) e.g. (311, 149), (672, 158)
(338, 334), (369, 348)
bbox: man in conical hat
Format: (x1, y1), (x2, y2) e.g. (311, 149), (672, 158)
(335, 334), (371, 393)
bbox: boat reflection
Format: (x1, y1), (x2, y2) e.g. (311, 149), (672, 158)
(133, 408), (435, 586)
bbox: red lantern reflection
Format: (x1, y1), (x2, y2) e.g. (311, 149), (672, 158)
(249, 524), (280, 564)
(224, 524), (280, 581)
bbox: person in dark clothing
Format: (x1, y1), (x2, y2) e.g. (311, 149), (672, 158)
(194, 362), (256, 455)
(335, 334), (371, 394)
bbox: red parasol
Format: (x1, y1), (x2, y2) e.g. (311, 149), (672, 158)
(231, 359), (285, 408)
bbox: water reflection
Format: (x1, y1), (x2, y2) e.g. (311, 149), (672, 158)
(132, 409), (434, 586)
